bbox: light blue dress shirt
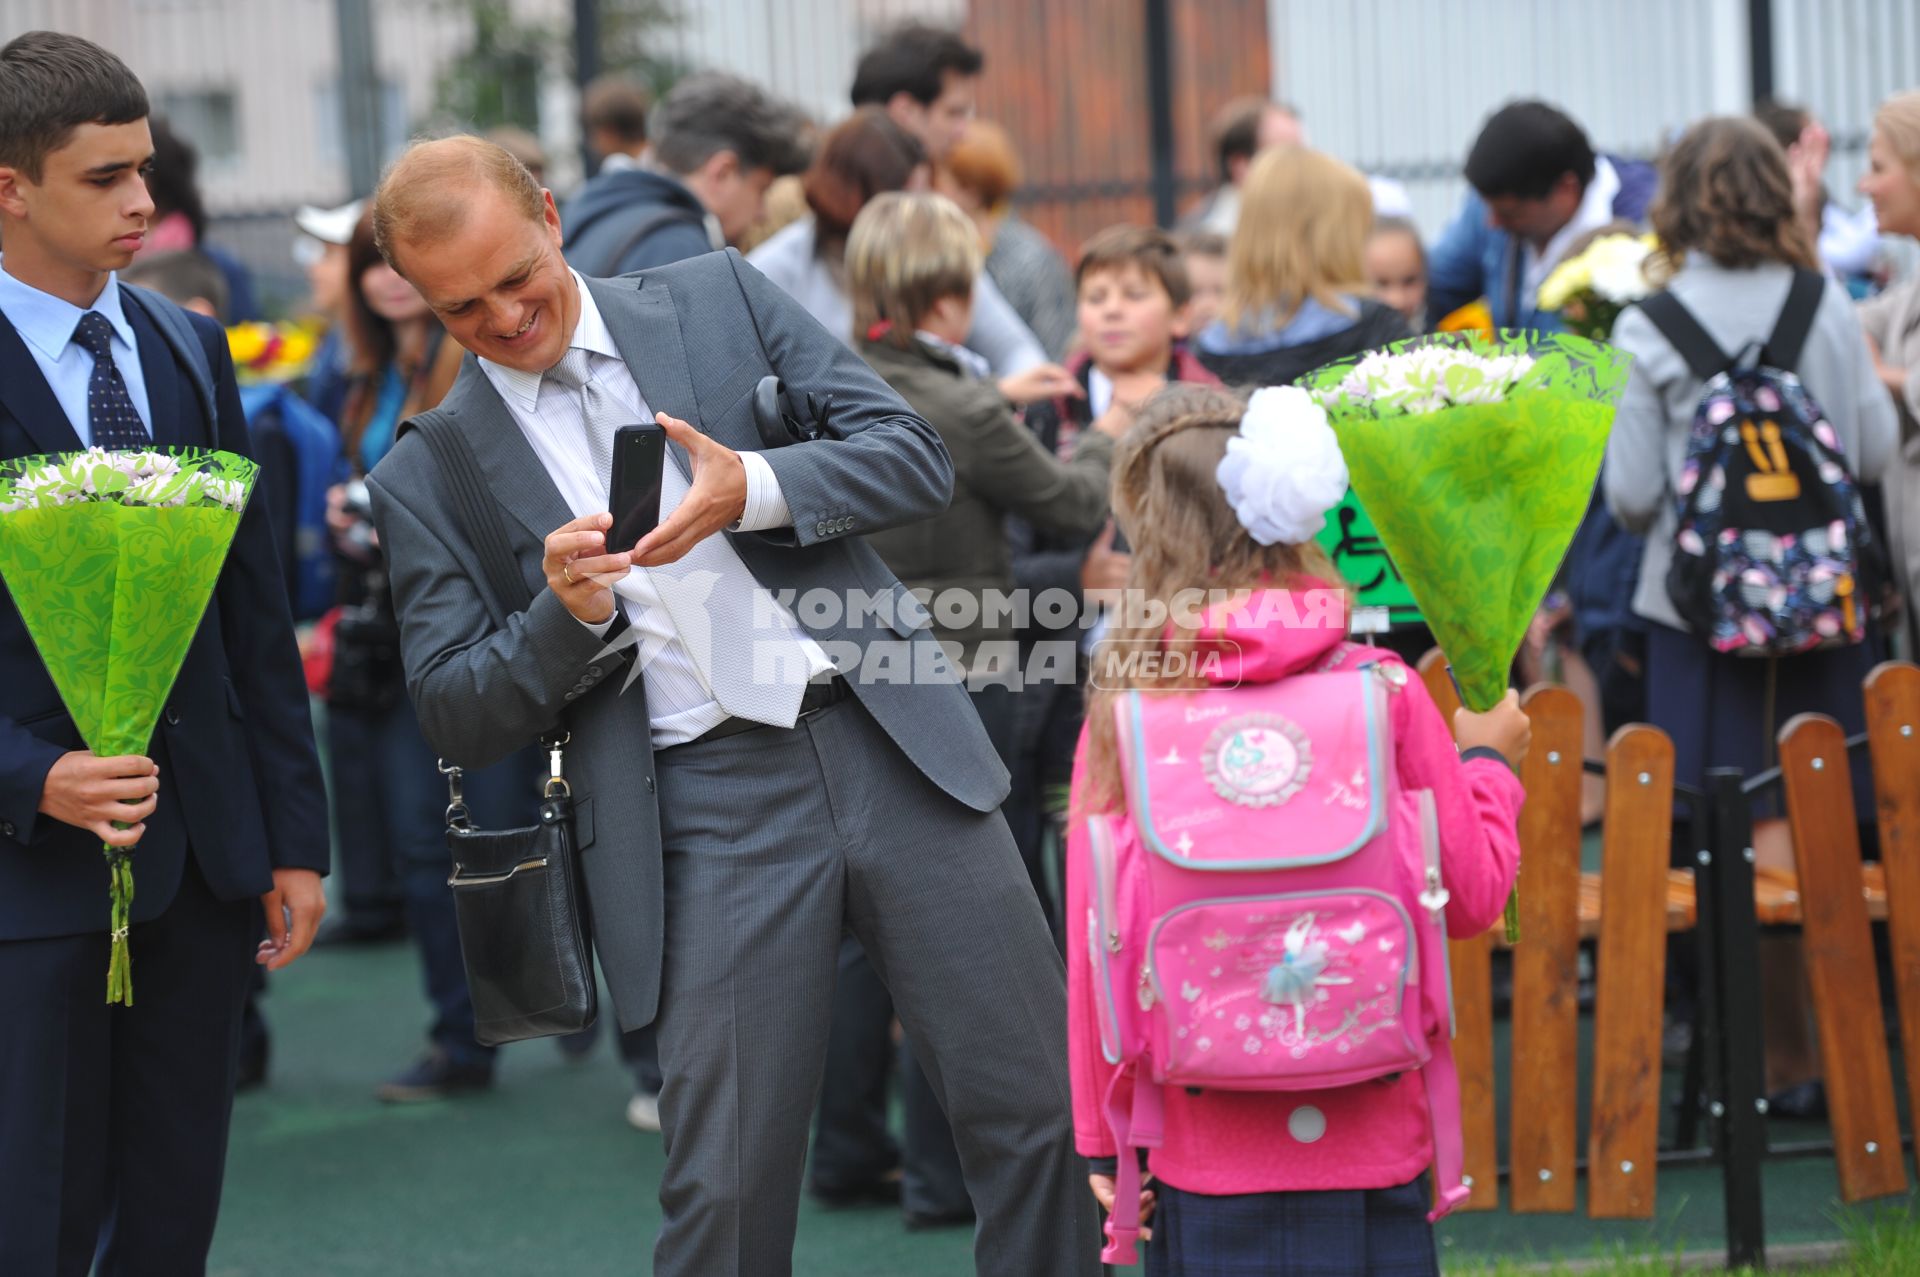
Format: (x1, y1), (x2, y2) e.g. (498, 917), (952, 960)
(0, 258), (153, 445)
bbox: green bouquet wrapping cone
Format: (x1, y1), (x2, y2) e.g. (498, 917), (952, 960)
(0, 447), (258, 1003)
(1307, 331), (1633, 941)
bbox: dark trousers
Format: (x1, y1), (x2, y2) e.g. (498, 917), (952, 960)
(810, 680), (1018, 1218)
(0, 858), (260, 1276)
(328, 696), (535, 1067)
(322, 700), (404, 930)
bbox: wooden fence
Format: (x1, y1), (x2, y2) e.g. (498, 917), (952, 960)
(1416, 652), (1920, 1261)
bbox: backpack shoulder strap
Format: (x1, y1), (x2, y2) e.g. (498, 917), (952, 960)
(600, 204), (705, 277)
(1763, 269), (1826, 373)
(400, 409), (536, 615)
(121, 283), (217, 428)
(1636, 290), (1730, 382)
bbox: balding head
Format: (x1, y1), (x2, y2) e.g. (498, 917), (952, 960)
(372, 135), (544, 276)
(369, 134), (580, 374)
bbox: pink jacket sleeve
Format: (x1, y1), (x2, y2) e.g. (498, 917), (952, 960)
(1064, 735), (1120, 1159)
(1388, 661), (1527, 937)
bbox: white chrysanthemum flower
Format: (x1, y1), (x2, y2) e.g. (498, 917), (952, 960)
(1315, 346), (1537, 414)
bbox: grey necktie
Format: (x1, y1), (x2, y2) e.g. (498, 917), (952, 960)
(540, 345), (810, 727)
(543, 347), (619, 487)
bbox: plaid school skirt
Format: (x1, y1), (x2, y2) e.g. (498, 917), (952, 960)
(1143, 1177), (1438, 1277)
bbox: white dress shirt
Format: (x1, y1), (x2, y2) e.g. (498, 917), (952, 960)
(479, 272), (831, 745)
(0, 260), (153, 443)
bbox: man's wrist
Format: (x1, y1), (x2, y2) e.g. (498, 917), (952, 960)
(733, 449), (794, 532)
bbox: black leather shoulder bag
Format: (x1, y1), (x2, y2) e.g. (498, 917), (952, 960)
(404, 409), (597, 1045)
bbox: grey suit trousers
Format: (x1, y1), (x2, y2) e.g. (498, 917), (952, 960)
(649, 694), (1098, 1277)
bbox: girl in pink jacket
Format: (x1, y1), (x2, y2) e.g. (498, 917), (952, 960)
(1066, 383), (1529, 1276)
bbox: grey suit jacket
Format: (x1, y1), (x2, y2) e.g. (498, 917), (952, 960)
(367, 250), (1008, 1030)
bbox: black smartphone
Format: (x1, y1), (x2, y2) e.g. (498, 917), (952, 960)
(608, 423), (667, 552)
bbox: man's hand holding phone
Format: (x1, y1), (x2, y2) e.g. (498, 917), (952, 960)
(544, 514), (630, 625)
(631, 412), (747, 567)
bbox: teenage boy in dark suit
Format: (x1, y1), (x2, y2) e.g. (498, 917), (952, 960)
(0, 31), (328, 1275)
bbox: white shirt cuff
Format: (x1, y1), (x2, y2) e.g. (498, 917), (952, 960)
(731, 450), (794, 532)
(579, 614), (615, 638)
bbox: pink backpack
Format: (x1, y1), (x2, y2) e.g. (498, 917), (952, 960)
(1085, 649), (1468, 1264)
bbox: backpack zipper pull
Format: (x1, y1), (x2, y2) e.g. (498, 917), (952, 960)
(1419, 867), (1451, 921)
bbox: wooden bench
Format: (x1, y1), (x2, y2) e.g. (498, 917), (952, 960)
(1412, 649), (1893, 945)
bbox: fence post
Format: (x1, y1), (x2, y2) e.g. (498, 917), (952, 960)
(1142, 0), (1177, 227)
(1706, 768), (1768, 1268)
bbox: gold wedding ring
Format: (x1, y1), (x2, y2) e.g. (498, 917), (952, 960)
(562, 563), (577, 586)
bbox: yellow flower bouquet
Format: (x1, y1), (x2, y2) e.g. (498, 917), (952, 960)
(1536, 233), (1657, 341)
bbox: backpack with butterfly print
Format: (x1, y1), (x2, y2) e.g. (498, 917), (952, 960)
(1083, 644), (1467, 1264)
(1639, 271), (1878, 655)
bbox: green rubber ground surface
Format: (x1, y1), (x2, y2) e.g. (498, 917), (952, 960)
(206, 939), (1919, 1276)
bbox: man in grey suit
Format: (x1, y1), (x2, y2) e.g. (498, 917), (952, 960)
(363, 136), (1095, 1277)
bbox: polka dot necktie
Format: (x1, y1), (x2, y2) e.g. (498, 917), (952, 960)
(71, 310), (150, 449)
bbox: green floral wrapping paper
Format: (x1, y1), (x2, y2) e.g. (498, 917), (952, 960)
(1308, 332), (1631, 712)
(0, 448), (258, 1003)
(1308, 332), (1632, 943)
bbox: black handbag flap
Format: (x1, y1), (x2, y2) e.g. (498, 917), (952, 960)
(446, 822), (550, 882)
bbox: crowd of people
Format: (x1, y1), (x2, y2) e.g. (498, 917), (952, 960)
(6, 16), (1920, 1277)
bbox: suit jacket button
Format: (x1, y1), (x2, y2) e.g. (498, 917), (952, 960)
(163, 705), (180, 727)
(644, 776), (655, 793)
(815, 521), (828, 536)
(1, 821), (14, 838)
(588, 665), (602, 677)
(564, 691), (578, 702)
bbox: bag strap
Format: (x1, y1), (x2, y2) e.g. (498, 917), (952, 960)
(1637, 291), (1730, 383)
(1098, 1065), (1163, 1267)
(121, 283), (218, 430)
(1422, 1030), (1473, 1221)
(1763, 269), (1825, 373)
(405, 410), (579, 764)
(597, 205), (705, 277)
(404, 409), (536, 615)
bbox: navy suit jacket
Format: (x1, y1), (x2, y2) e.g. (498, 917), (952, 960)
(0, 290), (329, 941)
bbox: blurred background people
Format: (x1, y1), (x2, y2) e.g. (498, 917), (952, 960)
(1177, 229), (1228, 333)
(1859, 89), (1920, 654)
(563, 71), (809, 276)
(937, 119), (1076, 358)
(851, 22), (982, 167)
(1365, 215), (1430, 332)
(323, 208), (536, 1102)
(748, 107), (1070, 400)
(1194, 146), (1409, 387)
(140, 115), (261, 320)
(1756, 98), (1884, 289)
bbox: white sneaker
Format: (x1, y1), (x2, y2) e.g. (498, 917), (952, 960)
(625, 1090), (661, 1133)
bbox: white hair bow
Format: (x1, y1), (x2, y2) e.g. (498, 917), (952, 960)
(1214, 385), (1349, 547)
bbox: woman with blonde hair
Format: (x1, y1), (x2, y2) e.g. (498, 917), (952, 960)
(1194, 146), (1408, 387)
(1857, 89), (1920, 649)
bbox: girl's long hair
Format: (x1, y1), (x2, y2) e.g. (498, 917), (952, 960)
(1080, 383), (1341, 813)
(1646, 116), (1817, 282)
(1223, 146), (1374, 333)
